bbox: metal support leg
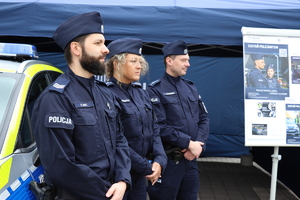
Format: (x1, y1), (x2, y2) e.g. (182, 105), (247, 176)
(270, 146), (281, 200)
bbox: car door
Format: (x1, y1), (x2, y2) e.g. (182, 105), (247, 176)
(0, 70), (61, 200)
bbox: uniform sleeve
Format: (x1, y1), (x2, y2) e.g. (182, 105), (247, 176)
(196, 97), (210, 151)
(150, 110), (167, 172)
(146, 87), (191, 150)
(113, 112), (132, 185)
(128, 110), (167, 175)
(32, 92), (111, 200)
(129, 147), (153, 176)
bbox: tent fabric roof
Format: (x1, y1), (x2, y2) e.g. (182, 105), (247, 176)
(1, 0), (300, 47)
(4, 0), (300, 9)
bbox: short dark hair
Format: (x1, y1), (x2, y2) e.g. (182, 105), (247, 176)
(64, 34), (89, 64)
(164, 55), (177, 67)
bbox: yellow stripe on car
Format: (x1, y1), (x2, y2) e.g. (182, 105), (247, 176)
(0, 158), (13, 189)
(0, 63), (62, 190)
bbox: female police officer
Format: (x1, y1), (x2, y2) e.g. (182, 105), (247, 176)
(31, 12), (131, 200)
(265, 64), (281, 88)
(105, 38), (167, 200)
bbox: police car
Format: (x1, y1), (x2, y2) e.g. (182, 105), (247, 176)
(0, 43), (62, 199)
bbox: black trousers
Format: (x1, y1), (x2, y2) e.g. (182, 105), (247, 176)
(54, 188), (80, 200)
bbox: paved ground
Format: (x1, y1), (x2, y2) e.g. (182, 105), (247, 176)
(147, 157), (299, 200)
(198, 157), (299, 200)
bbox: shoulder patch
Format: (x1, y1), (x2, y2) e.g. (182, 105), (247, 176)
(49, 77), (70, 93)
(149, 79), (161, 87)
(181, 78), (194, 85)
(45, 113), (74, 130)
(150, 96), (160, 103)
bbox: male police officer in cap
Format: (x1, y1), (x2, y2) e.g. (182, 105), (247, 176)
(31, 11), (131, 200)
(147, 40), (209, 200)
(246, 54), (267, 87)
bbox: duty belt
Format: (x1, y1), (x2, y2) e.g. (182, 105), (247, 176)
(164, 146), (183, 164)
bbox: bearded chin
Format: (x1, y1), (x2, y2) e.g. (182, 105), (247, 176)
(81, 60), (105, 75)
(80, 50), (106, 75)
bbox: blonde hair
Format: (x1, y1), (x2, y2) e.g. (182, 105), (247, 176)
(105, 53), (149, 81)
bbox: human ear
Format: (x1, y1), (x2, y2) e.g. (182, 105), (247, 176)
(70, 42), (81, 56)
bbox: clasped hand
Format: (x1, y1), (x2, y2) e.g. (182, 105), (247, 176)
(182, 141), (204, 161)
(146, 162), (162, 185)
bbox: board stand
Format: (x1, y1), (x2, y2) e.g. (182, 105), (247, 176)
(270, 146), (281, 200)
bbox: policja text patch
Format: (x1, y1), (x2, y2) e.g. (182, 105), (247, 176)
(45, 113), (74, 129)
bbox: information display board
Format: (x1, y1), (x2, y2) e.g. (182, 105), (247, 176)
(242, 27), (300, 146)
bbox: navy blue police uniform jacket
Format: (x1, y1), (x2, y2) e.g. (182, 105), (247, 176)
(107, 77), (167, 176)
(247, 68), (267, 87)
(31, 70), (131, 200)
(147, 72), (209, 151)
(266, 77), (281, 88)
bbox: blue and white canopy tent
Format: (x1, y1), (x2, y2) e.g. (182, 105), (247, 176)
(2, 1), (300, 196)
(1, 0), (300, 157)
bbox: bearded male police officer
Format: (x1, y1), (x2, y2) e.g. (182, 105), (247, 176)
(31, 11), (131, 200)
(147, 40), (209, 200)
(246, 54), (267, 87)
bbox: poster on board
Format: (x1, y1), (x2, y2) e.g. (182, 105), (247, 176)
(242, 27), (300, 146)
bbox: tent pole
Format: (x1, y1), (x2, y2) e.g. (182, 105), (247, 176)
(270, 146), (281, 200)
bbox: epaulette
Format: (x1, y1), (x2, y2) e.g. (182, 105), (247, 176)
(132, 82), (142, 88)
(105, 81), (115, 87)
(49, 77), (70, 93)
(181, 78), (194, 85)
(149, 79), (161, 87)
(95, 79), (111, 87)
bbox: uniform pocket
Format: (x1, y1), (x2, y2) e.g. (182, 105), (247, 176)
(71, 107), (101, 158)
(161, 94), (183, 126)
(73, 109), (96, 125)
(144, 103), (153, 129)
(104, 108), (118, 149)
(187, 95), (199, 121)
(104, 108), (117, 119)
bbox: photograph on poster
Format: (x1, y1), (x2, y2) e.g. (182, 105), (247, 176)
(252, 124), (267, 136)
(257, 102), (276, 118)
(244, 43), (289, 100)
(286, 104), (300, 144)
(291, 56), (300, 84)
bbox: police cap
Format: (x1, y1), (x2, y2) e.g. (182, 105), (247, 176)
(251, 54), (264, 61)
(267, 64), (274, 70)
(106, 38), (142, 59)
(162, 40), (188, 57)
(53, 11), (104, 50)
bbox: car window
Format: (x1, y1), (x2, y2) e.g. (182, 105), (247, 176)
(0, 76), (18, 133)
(16, 72), (49, 150)
(15, 71), (61, 151)
(48, 71), (61, 83)
(0, 73), (23, 154)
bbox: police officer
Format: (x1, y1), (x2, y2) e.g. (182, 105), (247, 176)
(31, 12), (131, 200)
(105, 38), (167, 200)
(265, 64), (281, 88)
(246, 54), (267, 87)
(147, 40), (209, 200)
